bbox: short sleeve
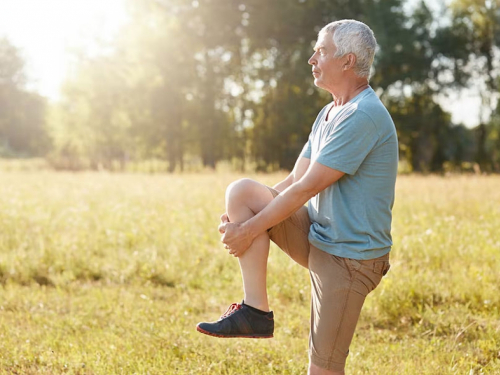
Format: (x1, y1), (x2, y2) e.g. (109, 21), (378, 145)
(300, 137), (312, 159)
(301, 105), (329, 160)
(315, 110), (379, 175)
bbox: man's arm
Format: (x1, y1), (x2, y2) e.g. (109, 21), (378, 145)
(221, 161), (344, 256)
(273, 156), (310, 192)
(218, 156), (311, 226)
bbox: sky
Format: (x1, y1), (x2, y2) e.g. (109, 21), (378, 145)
(0, 0), (486, 127)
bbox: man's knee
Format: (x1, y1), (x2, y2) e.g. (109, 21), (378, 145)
(227, 178), (255, 196)
(225, 178), (273, 215)
(226, 178), (264, 203)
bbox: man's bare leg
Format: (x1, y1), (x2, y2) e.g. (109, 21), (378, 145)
(225, 178), (275, 312)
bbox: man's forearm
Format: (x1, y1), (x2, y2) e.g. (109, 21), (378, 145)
(274, 157), (310, 192)
(273, 175), (293, 192)
(273, 180), (291, 192)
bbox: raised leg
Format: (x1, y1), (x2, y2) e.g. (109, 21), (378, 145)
(225, 178), (275, 312)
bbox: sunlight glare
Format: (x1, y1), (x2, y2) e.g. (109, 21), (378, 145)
(0, 0), (128, 100)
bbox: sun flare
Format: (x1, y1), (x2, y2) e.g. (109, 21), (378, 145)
(0, 0), (127, 100)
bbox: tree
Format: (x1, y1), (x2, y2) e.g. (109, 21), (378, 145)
(434, 0), (500, 172)
(0, 38), (48, 157)
(244, 0), (449, 171)
(45, 0), (499, 173)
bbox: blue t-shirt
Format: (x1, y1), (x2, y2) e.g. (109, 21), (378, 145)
(301, 87), (398, 260)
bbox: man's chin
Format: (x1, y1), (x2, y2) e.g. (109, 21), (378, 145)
(313, 79), (324, 89)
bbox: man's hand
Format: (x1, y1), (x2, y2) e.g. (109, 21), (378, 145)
(218, 213), (254, 257)
(218, 213), (229, 231)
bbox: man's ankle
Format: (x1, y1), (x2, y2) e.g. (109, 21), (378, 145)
(242, 300), (270, 313)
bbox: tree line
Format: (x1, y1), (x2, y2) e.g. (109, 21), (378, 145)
(1, 0), (499, 173)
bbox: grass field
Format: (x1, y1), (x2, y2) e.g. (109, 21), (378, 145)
(0, 171), (499, 374)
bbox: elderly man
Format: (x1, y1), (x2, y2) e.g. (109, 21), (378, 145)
(197, 19), (398, 374)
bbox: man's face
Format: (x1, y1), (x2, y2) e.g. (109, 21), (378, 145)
(308, 32), (344, 91)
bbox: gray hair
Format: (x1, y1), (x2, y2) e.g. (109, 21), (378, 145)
(320, 20), (377, 79)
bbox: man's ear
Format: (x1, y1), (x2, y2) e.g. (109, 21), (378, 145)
(343, 53), (357, 71)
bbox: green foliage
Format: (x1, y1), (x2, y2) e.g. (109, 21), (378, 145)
(0, 38), (48, 157)
(0, 172), (499, 373)
(386, 90), (465, 172)
(434, 0), (500, 172)
(488, 98), (500, 170)
(1, 0), (500, 172)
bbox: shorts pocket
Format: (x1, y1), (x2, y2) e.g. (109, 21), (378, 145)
(373, 260), (391, 275)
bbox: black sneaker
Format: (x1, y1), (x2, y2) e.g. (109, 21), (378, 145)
(196, 302), (274, 338)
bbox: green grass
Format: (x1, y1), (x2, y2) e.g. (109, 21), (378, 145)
(0, 172), (499, 374)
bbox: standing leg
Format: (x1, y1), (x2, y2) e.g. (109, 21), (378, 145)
(308, 246), (390, 373)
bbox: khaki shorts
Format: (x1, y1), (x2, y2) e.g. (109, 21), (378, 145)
(266, 187), (390, 372)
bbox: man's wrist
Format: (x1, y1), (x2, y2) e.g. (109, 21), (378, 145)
(241, 218), (261, 241)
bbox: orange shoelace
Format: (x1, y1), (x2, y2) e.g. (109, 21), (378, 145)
(220, 303), (241, 319)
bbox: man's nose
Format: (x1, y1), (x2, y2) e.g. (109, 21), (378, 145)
(308, 55), (316, 65)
